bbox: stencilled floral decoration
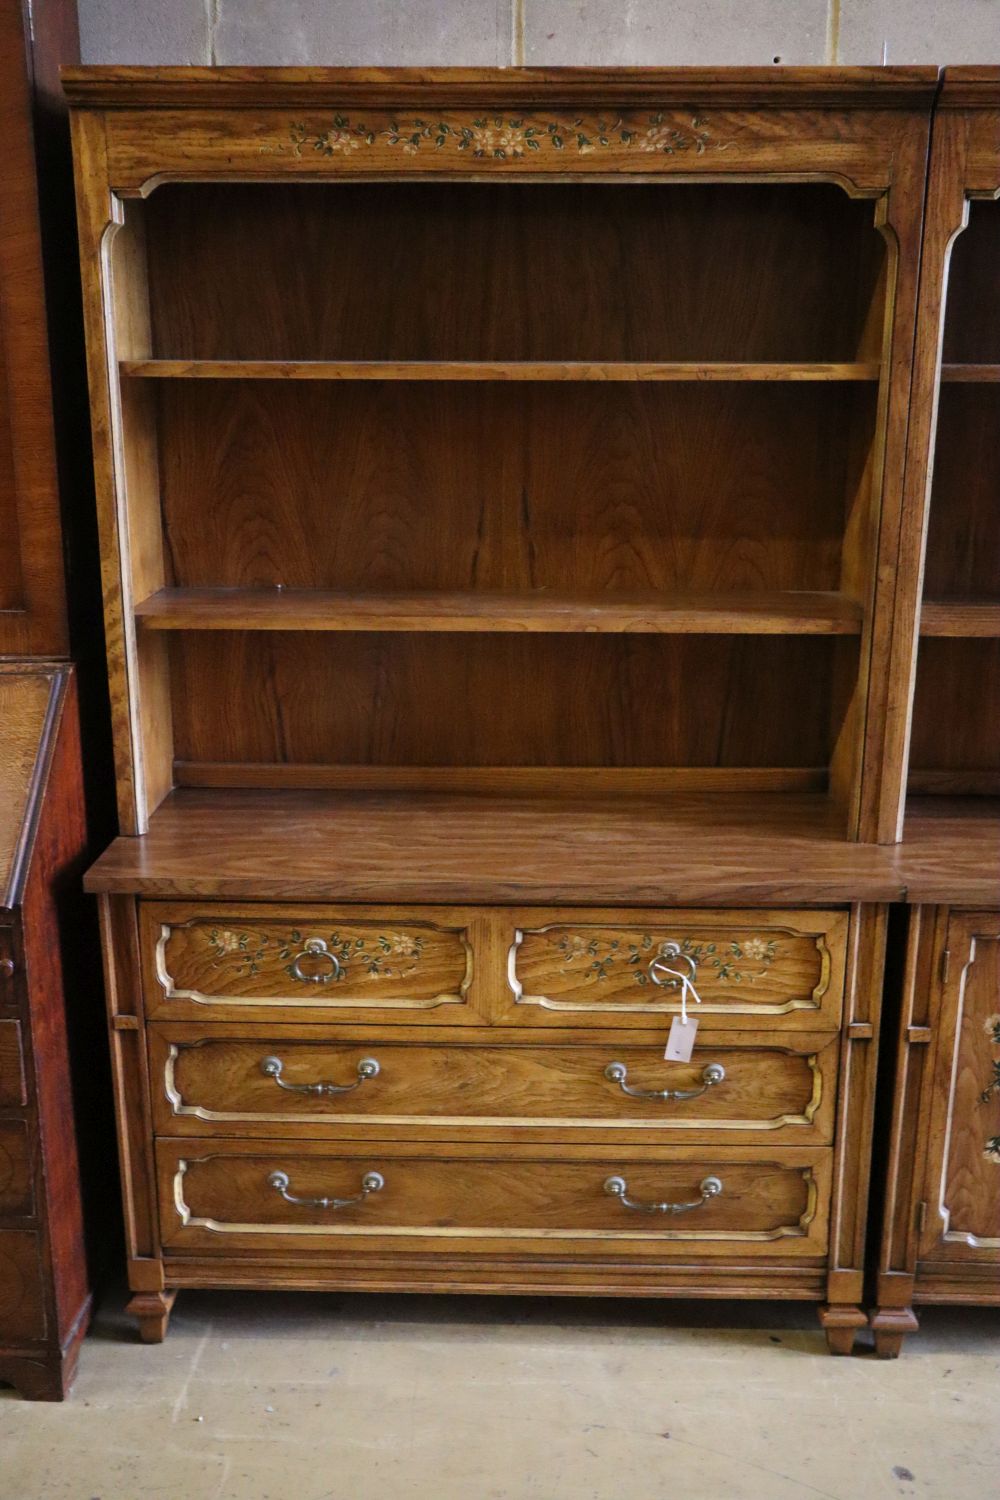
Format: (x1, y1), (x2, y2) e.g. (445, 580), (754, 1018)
(288, 112), (731, 162)
(981, 1013), (1000, 1163)
(555, 933), (779, 985)
(206, 927), (424, 983)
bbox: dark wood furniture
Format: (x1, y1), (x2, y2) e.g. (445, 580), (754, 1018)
(68, 66), (946, 1354)
(0, 0), (99, 1400)
(0, 664), (91, 1400)
(871, 67), (1000, 1357)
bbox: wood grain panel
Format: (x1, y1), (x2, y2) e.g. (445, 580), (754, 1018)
(144, 181), (884, 364)
(148, 1027), (837, 1144)
(167, 631), (852, 773)
(155, 380), (867, 597)
(0, 1020), (27, 1107)
(141, 902), (481, 1024)
(909, 640), (1000, 777)
(921, 923), (1000, 1258)
(922, 387), (1000, 600)
(0, 1231), (45, 1341)
(507, 908), (846, 1028)
(0, 1122), (33, 1216)
(157, 1139), (830, 1259)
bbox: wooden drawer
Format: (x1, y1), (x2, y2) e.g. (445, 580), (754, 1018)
(140, 902), (481, 1024)
(503, 908), (848, 1029)
(149, 1026), (838, 1145)
(0, 1121), (33, 1217)
(0, 1019), (27, 1107)
(0, 1230), (46, 1341)
(157, 1140), (831, 1261)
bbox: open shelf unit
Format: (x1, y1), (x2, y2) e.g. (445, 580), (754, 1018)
(906, 193), (1000, 803)
(84, 159), (918, 837)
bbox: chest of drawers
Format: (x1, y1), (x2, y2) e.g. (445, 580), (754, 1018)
(95, 888), (885, 1352)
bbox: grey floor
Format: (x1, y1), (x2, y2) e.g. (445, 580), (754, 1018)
(1, 1291), (997, 1499)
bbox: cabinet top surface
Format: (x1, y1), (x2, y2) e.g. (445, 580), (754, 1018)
(60, 65), (940, 111)
(0, 664), (66, 910)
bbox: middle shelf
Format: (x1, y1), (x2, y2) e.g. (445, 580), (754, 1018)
(133, 587), (865, 636)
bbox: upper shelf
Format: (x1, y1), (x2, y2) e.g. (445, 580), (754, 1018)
(940, 365), (1000, 382)
(134, 587), (864, 637)
(920, 601), (1000, 637)
(121, 360), (882, 384)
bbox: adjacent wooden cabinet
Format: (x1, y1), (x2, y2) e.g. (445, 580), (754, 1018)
(66, 65), (997, 1355)
(0, 665), (91, 1399)
(871, 68), (1000, 1356)
(0, 0), (99, 1401)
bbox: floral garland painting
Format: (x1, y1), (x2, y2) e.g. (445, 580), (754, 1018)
(288, 112), (732, 162)
(206, 927), (424, 983)
(982, 1012), (1000, 1165)
(555, 932), (778, 986)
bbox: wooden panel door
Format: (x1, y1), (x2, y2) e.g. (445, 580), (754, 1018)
(917, 912), (1000, 1270)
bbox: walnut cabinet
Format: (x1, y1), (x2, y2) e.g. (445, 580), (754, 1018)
(65, 66), (997, 1356)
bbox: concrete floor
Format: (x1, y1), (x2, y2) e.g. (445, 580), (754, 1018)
(1, 1293), (997, 1500)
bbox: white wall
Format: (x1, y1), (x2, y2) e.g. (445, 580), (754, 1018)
(77, 0), (1000, 67)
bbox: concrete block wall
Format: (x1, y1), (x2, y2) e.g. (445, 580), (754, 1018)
(78, 1), (1000, 67)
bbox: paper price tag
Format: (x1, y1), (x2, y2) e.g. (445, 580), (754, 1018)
(665, 1016), (698, 1063)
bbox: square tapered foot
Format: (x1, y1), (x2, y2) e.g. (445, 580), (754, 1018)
(127, 1289), (177, 1344)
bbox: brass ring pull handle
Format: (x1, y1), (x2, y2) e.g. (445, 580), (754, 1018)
(267, 1169), (385, 1211)
(603, 1173), (723, 1215)
(647, 943), (698, 990)
(604, 1061), (725, 1101)
(261, 1054), (380, 1096)
(289, 937), (342, 984)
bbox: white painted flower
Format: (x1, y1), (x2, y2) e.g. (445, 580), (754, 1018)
(498, 127), (527, 154)
(984, 1013), (1000, 1039)
(983, 1140), (1000, 1165)
(470, 126), (497, 153)
(390, 934), (420, 958)
(215, 930), (242, 954)
(325, 129), (359, 154)
(742, 937), (770, 961)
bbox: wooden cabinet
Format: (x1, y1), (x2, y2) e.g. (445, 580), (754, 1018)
(68, 66), (946, 1354)
(872, 909), (1000, 1356)
(870, 68), (1000, 1355)
(0, 665), (91, 1399)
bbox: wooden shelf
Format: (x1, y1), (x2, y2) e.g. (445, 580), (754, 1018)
(920, 600), (1000, 637)
(940, 363), (1000, 382)
(83, 787), (899, 904)
(120, 359), (882, 383)
(134, 587), (864, 636)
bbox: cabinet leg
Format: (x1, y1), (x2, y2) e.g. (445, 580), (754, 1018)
(127, 1289), (177, 1343)
(818, 1303), (866, 1356)
(870, 1307), (918, 1359)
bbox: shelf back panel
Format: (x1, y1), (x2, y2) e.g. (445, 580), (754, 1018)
(167, 630), (855, 775)
(155, 380), (872, 596)
(143, 181), (887, 365)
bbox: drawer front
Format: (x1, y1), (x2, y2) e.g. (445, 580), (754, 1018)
(504, 908), (848, 1029)
(0, 1018), (27, 1107)
(0, 1121), (33, 1217)
(141, 903), (481, 1023)
(0, 1230), (46, 1341)
(158, 1141), (830, 1260)
(149, 1027), (837, 1144)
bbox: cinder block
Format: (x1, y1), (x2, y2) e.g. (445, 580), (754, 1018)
(524, 1), (830, 66)
(837, 0), (1000, 63)
(78, 0), (209, 64)
(213, 0), (507, 66)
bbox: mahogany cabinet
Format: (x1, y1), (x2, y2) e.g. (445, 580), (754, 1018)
(0, 664), (91, 1399)
(69, 66), (988, 1356)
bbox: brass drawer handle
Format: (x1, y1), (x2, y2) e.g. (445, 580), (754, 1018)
(267, 1169), (385, 1211)
(261, 1054), (380, 1096)
(290, 937), (342, 984)
(604, 1060), (725, 1101)
(603, 1174), (723, 1216)
(647, 943), (698, 990)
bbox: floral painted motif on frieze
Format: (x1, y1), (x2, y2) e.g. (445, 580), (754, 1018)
(286, 112), (733, 161)
(206, 927), (424, 983)
(556, 933), (778, 985)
